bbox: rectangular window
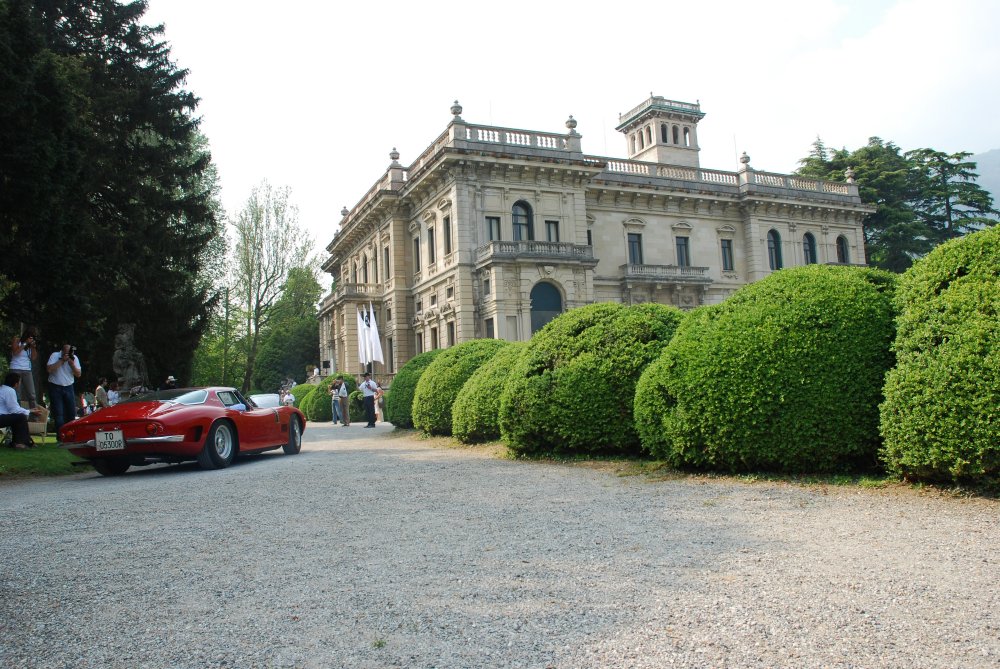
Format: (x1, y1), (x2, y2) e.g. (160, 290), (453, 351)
(431, 327), (439, 350)
(487, 216), (501, 241)
(386, 307), (392, 320)
(485, 318), (495, 339)
(587, 229), (593, 246)
(415, 298), (422, 313)
(427, 227), (436, 264)
(676, 236), (690, 267)
(415, 332), (423, 354)
(627, 233), (643, 265)
(721, 239), (734, 271)
(386, 337), (394, 373)
(484, 278), (491, 295)
(383, 246), (390, 281)
(545, 220), (559, 242)
(446, 286), (454, 300)
(444, 216), (452, 254)
(413, 236), (421, 270)
(430, 294), (437, 306)
(447, 322), (455, 347)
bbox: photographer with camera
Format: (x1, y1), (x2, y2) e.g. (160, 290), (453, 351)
(46, 343), (81, 435)
(8, 326), (38, 408)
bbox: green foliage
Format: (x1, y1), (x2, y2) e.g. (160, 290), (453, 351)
(412, 340), (510, 436)
(880, 226), (1000, 483)
(289, 384), (316, 409)
(302, 376), (336, 422)
(499, 303), (684, 456)
(635, 265), (897, 473)
(0, 0), (223, 387)
(384, 350), (443, 428)
(796, 137), (997, 272)
(452, 342), (527, 443)
(349, 389), (366, 423)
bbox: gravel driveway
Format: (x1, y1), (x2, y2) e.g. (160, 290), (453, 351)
(1, 422), (997, 668)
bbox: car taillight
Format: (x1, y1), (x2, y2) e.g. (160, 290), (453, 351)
(145, 422), (162, 436)
(62, 428), (75, 441)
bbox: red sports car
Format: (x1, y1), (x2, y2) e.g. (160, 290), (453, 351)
(59, 387), (305, 476)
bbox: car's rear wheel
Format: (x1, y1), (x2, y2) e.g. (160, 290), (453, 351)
(92, 458), (130, 477)
(198, 421), (236, 470)
(283, 416), (302, 455)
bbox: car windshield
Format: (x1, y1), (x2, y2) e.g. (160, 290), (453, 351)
(248, 394), (280, 409)
(120, 389), (208, 405)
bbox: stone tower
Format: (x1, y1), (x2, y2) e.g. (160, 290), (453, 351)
(616, 95), (705, 168)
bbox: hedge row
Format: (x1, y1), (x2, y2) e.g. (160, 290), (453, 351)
(385, 350), (442, 428)
(452, 342), (527, 443)
(634, 265), (897, 474)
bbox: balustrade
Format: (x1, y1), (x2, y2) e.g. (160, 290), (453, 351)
(476, 240), (595, 263)
(620, 263), (711, 283)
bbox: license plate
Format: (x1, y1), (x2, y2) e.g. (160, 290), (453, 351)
(95, 430), (125, 451)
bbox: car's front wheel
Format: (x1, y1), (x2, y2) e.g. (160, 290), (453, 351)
(283, 416), (302, 455)
(198, 421), (237, 470)
(93, 458), (130, 477)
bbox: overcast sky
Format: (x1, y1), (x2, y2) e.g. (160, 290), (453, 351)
(143, 0), (1000, 258)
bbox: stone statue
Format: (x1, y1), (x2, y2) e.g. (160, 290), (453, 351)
(112, 323), (149, 395)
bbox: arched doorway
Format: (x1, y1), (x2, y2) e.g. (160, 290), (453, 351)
(530, 282), (563, 334)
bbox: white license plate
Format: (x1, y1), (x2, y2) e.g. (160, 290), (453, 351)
(95, 430), (125, 451)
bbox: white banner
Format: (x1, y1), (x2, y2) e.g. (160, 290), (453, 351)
(368, 301), (384, 363)
(357, 307), (369, 365)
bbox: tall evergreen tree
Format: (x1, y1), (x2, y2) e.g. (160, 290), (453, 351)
(0, 0), (222, 385)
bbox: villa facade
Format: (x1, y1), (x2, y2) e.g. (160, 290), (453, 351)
(319, 96), (873, 377)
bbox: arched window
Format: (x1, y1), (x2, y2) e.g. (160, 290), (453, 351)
(352, 262), (358, 284)
(638, 132), (644, 150)
(683, 127), (691, 147)
(645, 126), (652, 145)
(803, 233), (817, 264)
(836, 236), (850, 263)
(631, 135), (637, 153)
(661, 123), (668, 143)
(767, 229), (783, 270)
(362, 255), (369, 283)
(530, 282), (563, 334)
(512, 201), (534, 241)
(673, 125), (680, 144)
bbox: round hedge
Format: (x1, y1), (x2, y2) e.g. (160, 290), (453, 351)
(452, 342), (527, 443)
(635, 264), (897, 473)
(499, 302), (684, 456)
(302, 376), (336, 422)
(880, 226), (1000, 483)
(348, 389), (365, 423)
(412, 339), (510, 436)
(384, 350), (442, 428)
(289, 384), (316, 409)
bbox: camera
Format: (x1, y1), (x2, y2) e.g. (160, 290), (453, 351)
(20, 339), (32, 349)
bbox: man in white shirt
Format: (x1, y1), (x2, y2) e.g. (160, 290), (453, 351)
(1, 372), (39, 449)
(360, 372), (378, 428)
(46, 343), (82, 435)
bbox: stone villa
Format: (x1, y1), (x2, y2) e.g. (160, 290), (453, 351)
(319, 96), (872, 377)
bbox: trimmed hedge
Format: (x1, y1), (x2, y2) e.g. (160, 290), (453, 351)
(412, 339), (510, 436)
(302, 376), (336, 422)
(880, 227), (1000, 483)
(499, 302), (684, 456)
(384, 350), (442, 428)
(452, 342), (527, 443)
(635, 265), (897, 473)
(289, 384), (316, 409)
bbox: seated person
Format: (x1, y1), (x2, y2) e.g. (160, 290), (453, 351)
(1, 372), (39, 449)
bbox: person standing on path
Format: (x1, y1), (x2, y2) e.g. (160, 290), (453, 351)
(360, 372), (377, 428)
(337, 377), (350, 426)
(8, 327), (38, 408)
(46, 343), (81, 435)
(94, 377), (110, 410)
(329, 378), (342, 424)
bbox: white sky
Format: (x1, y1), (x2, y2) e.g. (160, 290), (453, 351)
(144, 0), (1000, 258)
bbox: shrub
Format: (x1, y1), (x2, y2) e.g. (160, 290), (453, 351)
(349, 389), (365, 423)
(384, 350), (443, 428)
(635, 265), (897, 473)
(880, 227), (1000, 483)
(289, 384), (316, 409)
(302, 376), (336, 422)
(499, 302), (684, 456)
(412, 339), (510, 436)
(452, 342), (527, 443)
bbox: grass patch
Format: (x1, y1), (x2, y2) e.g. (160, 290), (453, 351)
(0, 435), (91, 478)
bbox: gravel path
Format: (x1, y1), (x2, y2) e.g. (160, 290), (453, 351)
(1, 422), (997, 668)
